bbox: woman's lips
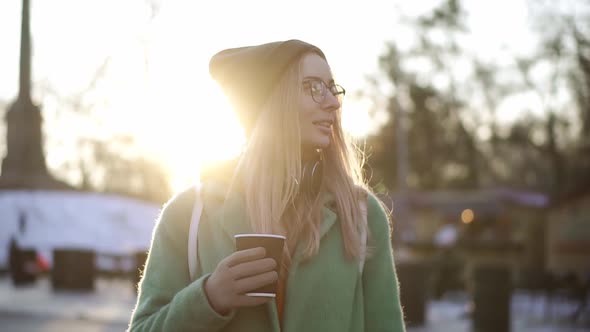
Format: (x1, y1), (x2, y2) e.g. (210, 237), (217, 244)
(314, 121), (333, 134)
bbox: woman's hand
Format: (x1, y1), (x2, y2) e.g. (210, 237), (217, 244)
(203, 247), (278, 315)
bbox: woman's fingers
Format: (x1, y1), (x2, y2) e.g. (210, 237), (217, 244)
(205, 248), (280, 314)
(235, 270), (279, 294)
(225, 247), (266, 268)
(232, 258), (277, 280)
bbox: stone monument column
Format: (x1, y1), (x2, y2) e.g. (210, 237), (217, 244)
(0, 0), (71, 190)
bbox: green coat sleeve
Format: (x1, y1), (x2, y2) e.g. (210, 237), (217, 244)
(362, 193), (406, 332)
(128, 190), (235, 332)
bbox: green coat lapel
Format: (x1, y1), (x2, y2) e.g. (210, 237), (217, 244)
(286, 192), (338, 263)
(319, 206), (338, 238)
(319, 192), (338, 238)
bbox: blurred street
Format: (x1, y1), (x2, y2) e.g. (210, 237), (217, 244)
(0, 275), (134, 331)
(0, 275), (588, 332)
(0, 313), (126, 332)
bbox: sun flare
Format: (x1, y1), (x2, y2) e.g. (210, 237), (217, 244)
(140, 79), (246, 192)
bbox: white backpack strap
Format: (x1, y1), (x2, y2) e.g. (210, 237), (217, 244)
(188, 183), (203, 281)
(359, 198), (368, 273)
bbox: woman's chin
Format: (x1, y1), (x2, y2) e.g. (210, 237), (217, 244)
(314, 139), (331, 149)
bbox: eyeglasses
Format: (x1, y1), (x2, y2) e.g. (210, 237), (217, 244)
(302, 78), (346, 104)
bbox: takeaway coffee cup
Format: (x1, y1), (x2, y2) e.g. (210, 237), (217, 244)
(234, 234), (286, 297)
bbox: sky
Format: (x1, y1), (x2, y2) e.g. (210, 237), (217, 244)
(0, 0), (547, 191)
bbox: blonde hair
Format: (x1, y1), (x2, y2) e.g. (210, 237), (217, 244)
(235, 52), (370, 269)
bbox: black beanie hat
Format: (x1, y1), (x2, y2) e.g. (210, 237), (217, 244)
(209, 39), (325, 134)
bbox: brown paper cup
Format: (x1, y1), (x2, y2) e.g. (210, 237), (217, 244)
(234, 234), (286, 297)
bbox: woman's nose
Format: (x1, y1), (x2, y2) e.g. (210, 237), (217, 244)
(322, 91), (341, 111)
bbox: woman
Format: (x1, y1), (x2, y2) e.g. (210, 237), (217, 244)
(128, 40), (405, 332)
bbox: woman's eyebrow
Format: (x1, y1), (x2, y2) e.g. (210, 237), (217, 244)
(302, 75), (336, 84)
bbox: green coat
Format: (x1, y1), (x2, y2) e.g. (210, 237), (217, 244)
(128, 182), (405, 332)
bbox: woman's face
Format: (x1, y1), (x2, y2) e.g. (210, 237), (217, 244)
(298, 53), (341, 152)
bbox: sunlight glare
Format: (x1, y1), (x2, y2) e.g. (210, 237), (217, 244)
(342, 98), (372, 138)
(142, 76), (244, 192)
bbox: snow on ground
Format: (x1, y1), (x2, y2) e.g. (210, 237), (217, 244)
(0, 190), (162, 269)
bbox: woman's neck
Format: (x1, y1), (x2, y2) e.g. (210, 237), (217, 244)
(301, 148), (321, 164)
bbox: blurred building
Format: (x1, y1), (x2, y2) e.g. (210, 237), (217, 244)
(547, 187), (590, 278)
(386, 188), (549, 277)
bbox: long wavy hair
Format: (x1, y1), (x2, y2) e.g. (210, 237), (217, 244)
(233, 51), (370, 269)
